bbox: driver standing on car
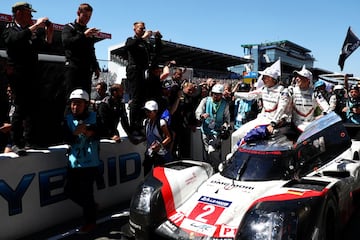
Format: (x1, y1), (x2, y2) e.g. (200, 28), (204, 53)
(195, 83), (230, 172)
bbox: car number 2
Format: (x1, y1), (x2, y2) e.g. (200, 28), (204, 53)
(188, 202), (225, 225)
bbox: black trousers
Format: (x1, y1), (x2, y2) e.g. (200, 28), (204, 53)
(63, 63), (93, 98)
(127, 67), (146, 132)
(64, 167), (98, 224)
(8, 66), (36, 147)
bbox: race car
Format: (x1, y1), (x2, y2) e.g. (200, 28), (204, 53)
(127, 112), (360, 240)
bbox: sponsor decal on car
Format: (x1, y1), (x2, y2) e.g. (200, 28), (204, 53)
(180, 218), (217, 236)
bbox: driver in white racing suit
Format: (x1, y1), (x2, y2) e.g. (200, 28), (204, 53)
(289, 66), (330, 133)
(231, 66), (290, 148)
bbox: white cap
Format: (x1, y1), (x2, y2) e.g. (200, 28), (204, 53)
(211, 84), (224, 94)
(143, 100), (158, 111)
(334, 85), (344, 91)
(258, 67), (280, 80)
(293, 65), (313, 81)
(69, 89), (89, 101)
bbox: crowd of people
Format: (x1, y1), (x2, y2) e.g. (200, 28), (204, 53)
(2, 1), (360, 234)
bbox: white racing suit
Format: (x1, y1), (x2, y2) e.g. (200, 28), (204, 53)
(231, 84), (290, 148)
(289, 86), (330, 132)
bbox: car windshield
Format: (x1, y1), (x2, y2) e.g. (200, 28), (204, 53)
(221, 148), (294, 181)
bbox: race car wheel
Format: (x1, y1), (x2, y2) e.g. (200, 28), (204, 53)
(319, 194), (338, 240)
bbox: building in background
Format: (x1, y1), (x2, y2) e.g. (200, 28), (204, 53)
(108, 40), (253, 83)
(231, 40), (316, 84)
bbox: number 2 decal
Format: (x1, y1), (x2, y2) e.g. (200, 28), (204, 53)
(188, 202), (225, 225)
(195, 205), (216, 223)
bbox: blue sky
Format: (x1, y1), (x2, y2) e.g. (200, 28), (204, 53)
(1, 0), (360, 76)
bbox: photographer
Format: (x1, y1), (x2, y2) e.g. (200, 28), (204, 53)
(62, 3), (101, 100)
(125, 21), (162, 137)
(2, 2), (54, 155)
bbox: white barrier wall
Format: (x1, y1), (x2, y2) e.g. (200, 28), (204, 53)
(0, 129), (231, 239)
(0, 140), (146, 239)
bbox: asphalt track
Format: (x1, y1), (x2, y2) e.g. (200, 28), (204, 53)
(20, 203), (360, 240)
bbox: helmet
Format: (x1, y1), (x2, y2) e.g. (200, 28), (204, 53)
(314, 80), (325, 89)
(211, 84), (224, 94)
(69, 89), (89, 101)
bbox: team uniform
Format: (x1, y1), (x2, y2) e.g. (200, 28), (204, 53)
(62, 21), (99, 97)
(125, 33), (162, 132)
(231, 84), (290, 147)
(2, 19), (50, 151)
(288, 85), (330, 132)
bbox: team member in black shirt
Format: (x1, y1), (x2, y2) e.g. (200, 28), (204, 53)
(2, 2), (53, 155)
(125, 21), (162, 136)
(62, 3), (101, 98)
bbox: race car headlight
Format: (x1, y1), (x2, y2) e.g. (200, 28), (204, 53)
(133, 186), (154, 213)
(239, 209), (297, 239)
(248, 211), (284, 239)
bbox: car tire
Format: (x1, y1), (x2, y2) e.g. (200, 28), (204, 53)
(319, 193), (339, 240)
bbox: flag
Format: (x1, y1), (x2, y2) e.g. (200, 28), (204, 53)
(338, 27), (360, 71)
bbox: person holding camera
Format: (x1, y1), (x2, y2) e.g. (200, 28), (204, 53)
(195, 83), (230, 172)
(62, 3), (101, 100)
(2, 2), (54, 155)
(125, 21), (162, 137)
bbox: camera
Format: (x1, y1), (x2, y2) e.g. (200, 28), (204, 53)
(44, 20), (51, 27)
(151, 31), (162, 38)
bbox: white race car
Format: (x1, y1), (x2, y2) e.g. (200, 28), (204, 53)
(127, 112), (360, 240)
